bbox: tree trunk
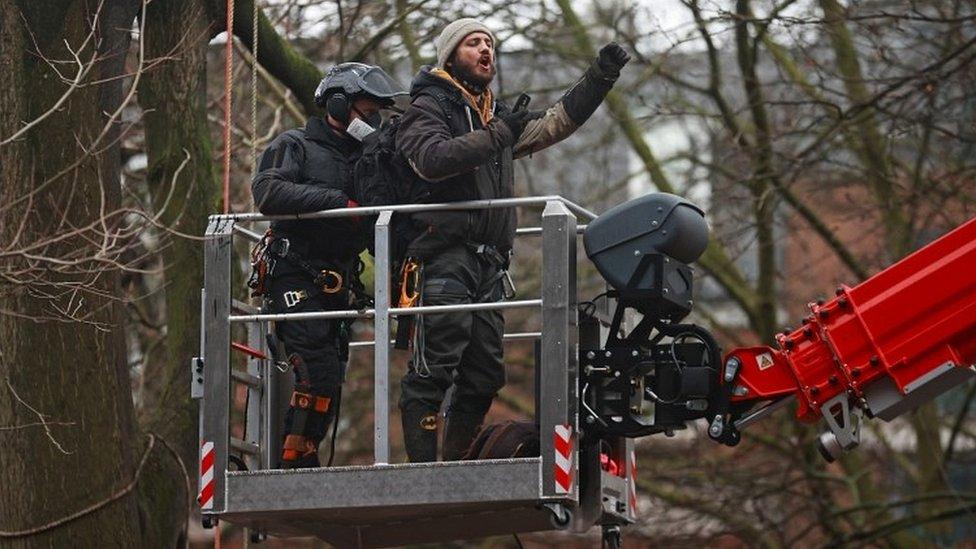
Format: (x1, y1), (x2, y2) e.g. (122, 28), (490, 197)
(0, 1), (145, 545)
(140, 0), (219, 481)
(126, 0), (227, 542)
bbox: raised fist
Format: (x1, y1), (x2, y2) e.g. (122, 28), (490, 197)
(596, 42), (631, 79)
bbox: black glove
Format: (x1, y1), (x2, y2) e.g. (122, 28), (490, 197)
(595, 42), (631, 80)
(497, 109), (531, 143)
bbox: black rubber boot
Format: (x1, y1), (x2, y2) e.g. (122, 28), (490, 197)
(442, 410), (487, 461)
(401, 404), (439, 462)
(282, 451), (320, 469)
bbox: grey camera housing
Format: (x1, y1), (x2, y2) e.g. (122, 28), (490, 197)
(583, 193), (709, 318)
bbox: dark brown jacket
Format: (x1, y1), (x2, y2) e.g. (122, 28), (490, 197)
(396, 63), (617, 258)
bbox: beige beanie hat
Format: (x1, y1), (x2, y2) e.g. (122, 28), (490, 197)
(435, 18), (494, 69)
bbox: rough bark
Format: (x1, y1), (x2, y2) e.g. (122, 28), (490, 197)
(128, 0), (224, 542)
(0, 1), (144, 545)
(140, 0), (219, 482)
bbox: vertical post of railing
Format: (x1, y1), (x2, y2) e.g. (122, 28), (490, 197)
(201, 216), (233, 513)
(261, 327), (274, 470)
(373, 210), (393, 464)
(264, 335), (292, 469)
(245, 317), (263, 471)
(539, 200), (578, 500)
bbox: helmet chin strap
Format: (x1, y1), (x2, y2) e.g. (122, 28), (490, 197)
(325, 115), (347, 133)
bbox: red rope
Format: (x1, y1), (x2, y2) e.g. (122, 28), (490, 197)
(222, 0), (235, 214)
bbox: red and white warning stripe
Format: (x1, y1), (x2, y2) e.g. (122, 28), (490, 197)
(554, 424), (574, 494)
(628, 449), (638, 515)
(199, 440), (215, 510)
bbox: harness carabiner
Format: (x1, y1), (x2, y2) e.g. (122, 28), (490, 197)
(316, 269), (344, 294)
(247, 229), (276, 296)
(399, 259), (421, 308)
(250, 229), (273, 264)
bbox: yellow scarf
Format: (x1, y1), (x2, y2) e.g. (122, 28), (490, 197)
(430, 67), (494, 126)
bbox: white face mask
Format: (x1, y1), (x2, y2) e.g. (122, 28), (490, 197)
(345, 117), (377, 142)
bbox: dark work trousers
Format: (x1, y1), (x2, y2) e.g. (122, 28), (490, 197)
(399, 244), (506, 418)
(265, 258), (350, 442)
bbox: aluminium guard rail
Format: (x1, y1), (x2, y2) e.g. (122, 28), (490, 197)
(195, 196), (596, 509)
(195, 196), (637, 545)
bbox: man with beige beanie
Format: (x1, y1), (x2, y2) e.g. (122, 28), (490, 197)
(395, 17), (630, 462)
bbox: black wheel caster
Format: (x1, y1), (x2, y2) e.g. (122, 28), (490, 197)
(602, 524), (622, 549)
(201, 515), (217, 529)
(545, 503), (572, 529)
(725, 428), (741, 446)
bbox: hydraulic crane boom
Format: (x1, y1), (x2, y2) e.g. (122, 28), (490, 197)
(580, 194), (976, 460)
(193, 193), (972, 546)
(724, 216), (976, 459)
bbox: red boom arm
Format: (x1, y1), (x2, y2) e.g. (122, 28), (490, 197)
(723, 216), (976, 456)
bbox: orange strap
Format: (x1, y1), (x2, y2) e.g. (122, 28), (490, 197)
(290, 391), (331, 413)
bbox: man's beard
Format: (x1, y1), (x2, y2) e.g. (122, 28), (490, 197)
(449, 58), (495, 94)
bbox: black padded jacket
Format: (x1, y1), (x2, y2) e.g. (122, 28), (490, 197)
(251, 116), (366, 263)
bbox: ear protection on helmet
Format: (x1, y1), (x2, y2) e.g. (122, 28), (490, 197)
(325, 93), (350, 124)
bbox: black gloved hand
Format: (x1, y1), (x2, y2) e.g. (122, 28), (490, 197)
(595, 42), (631, 80)
(497, 109), (531, 143)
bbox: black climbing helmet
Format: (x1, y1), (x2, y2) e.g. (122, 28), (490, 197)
(313, 62), (406, 110)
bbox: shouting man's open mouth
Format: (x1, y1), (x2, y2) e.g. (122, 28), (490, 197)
(478, 54), (492, 73)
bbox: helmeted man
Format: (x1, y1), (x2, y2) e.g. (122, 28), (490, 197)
(252, 62), (406, 468)
(396, 18), (631, 461)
